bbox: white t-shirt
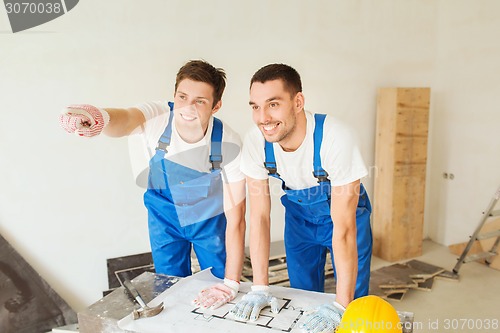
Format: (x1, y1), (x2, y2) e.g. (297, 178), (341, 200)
(241, 111), (367, 190)
(128, 101), (244, 187)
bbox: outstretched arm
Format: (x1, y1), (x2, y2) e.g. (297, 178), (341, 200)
(101, 107), (146, 137)
(60, 104), (145, 137)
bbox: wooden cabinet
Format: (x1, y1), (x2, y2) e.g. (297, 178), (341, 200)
(373, 88), (431, 261)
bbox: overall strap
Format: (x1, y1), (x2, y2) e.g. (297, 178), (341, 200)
(313, 113), (329, 183)
(154, 104), (223, 171)
(264, 141), (289, 187)
(209, 117), (223, 171)
(264, 141), (278, 176)
(264, 140), (290, 190)
(155, 102), (175, 153)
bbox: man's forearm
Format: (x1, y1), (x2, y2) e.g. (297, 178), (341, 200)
(246, 177), (271, 286)
(249, 215), (271, 285)
(330, 180), (360, 307)
(102, 107), (145, 137)
(332, 230), (357, 307)
(224, 202), (246, 282)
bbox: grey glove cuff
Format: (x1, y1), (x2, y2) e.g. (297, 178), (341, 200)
(251, 285), (269, 291)
(333, 301), (346, 312)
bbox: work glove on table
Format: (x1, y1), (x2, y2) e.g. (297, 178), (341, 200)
(193, 278), (239, 310)
(59, 104), (110, 137)
(230, 285), (279, 321)
(301, 301), (345, 333)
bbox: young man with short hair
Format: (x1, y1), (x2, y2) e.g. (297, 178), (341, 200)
(60, 60), (246, 309)
(231, 63), (372, 333)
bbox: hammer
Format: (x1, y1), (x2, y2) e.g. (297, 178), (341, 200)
(123, 279), (164, 319)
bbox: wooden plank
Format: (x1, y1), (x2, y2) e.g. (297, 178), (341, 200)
(106, 252), (153, 290)
(369, 269), (409, 301)
(415, 278), (434, 291)
(368, 271), (392, 298)
(390, 174), (426, 258)
(435, 270), (460, 282)
(372, 88), (397, 259)
(373, 87), (430, 261)
(386, 290), (407, 301)
(405, 260), (445, 280)
(369, 260), (442, 302)
(369, 264), (418, 291)
(478, 218), (500, 270)
(241, 243), (335, 287)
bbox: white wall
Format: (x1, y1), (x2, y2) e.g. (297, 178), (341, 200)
(426, 1), (500, 245)
(0, 0), (499, 311)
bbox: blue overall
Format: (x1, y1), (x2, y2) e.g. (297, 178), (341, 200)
(264, 114), (372, 298)
(143, 102), (226, 278)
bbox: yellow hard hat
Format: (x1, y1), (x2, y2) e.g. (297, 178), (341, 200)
(336, 295), (402, 333)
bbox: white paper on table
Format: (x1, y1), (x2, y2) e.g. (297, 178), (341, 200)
(118, 269), (336, 333)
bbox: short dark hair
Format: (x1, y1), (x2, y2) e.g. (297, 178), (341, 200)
(175, 60), (226, 107)
(250, 63), (302, 97)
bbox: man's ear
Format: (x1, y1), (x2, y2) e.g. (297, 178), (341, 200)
(295, 92), (305, 112)
(212, 100), (222, 114)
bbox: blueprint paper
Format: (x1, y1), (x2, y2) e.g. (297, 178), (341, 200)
(118, 269), (336, 333)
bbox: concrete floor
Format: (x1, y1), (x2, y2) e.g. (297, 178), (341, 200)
(372, 240), (500, 333)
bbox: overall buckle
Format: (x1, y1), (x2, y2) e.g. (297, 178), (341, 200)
(155, 142), (169, 152)
(313, 169), (330, 183)
(210, 154), (223, 171)
(264, 162), (279, 176)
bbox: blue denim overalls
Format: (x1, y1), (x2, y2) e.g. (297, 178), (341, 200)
(144, 102), (226, 278)
(264, 113), (372, 297)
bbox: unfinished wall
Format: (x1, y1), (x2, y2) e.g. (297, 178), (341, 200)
(1, 0), (499, 312)
(425, 1), (500, 245)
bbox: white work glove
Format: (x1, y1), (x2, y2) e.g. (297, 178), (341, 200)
(230, 285), (279, 321)
(59, 104), (110, 137)
(301, 302), (345, 333)
(193, 278), (239, 310)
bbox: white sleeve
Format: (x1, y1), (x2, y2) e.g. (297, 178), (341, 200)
(322, 118), (368, 187)
(240, 127), (269, 180)
(135, 101), (170, 122)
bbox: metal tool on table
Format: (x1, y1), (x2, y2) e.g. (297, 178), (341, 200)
(123, 279), (164, 319)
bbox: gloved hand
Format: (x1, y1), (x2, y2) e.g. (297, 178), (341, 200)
(59, 104), (110, 137)
(193, 278), (239, 310)
(301, 301), (345, 333)
(230, 285), (279, 321)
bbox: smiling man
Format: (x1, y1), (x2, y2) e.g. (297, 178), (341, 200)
(59, 60), (246, 310)
(230, 64), (372, 333)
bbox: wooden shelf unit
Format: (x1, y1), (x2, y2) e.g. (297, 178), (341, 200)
(373, 87), (431, 261)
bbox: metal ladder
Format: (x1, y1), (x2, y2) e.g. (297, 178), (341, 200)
(452, 185), (500, 275)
